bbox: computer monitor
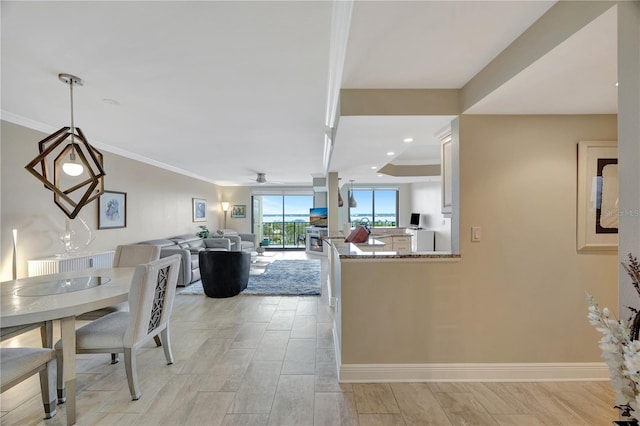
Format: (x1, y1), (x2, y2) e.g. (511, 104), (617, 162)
(410, 213), (420, 228)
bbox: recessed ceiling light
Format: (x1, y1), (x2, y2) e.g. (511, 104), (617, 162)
(377, 174), (383, 177)
(403, 138), (413, 143)
(615, 82), (619, 87)
(370, 166), (377, 170)
(387, 152), (395, 156)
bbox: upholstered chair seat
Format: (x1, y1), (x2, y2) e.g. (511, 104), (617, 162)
(1, 347), (57, 419)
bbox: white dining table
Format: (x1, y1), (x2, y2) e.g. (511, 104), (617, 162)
(0, 267), (134, 425)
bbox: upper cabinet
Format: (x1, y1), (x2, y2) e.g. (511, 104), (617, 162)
(440, 133), (453, 215)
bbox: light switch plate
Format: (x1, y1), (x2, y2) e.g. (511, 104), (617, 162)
(471, 226), (481, 242)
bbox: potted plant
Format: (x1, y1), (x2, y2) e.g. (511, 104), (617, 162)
(196, 225), (210, 238)
(588, 253), (640, 425)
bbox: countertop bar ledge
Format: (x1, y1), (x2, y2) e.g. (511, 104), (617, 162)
(326, 238), (461, 262)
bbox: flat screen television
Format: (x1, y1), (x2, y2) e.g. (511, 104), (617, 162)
(309, 207), (328, 227)
(410, 213), (420, 228)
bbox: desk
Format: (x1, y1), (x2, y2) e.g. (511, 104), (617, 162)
(0, 267), (134, 425)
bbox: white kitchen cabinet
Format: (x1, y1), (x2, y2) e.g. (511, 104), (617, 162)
(405, 229), (435, 251)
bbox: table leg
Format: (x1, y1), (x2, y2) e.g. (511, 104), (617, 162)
(60, 316), (76, 425)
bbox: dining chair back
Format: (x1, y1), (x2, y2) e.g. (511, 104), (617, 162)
(112, 244), (161, 268)
(56, 254), (181, 401)
(1, 347), (57, 419)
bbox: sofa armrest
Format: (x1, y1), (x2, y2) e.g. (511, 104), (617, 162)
(204, 238), (231, 251)
(238, 233), (257, 247)
(159, 247), (191, 286)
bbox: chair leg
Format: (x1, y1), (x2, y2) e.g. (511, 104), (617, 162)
(153, 335), (162, 347)
(40, 320), (53, 348)
(55, 348), (66, 403)
(39, 358), (58, 419)
(160, 327), (173, 364)
(111, 353), (119, 364)
(124, 348), (141, 400)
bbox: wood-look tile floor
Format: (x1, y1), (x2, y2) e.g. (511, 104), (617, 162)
(1, 251), (618, 425)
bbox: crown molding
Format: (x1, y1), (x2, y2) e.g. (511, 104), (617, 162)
(1, 110), (218, 185)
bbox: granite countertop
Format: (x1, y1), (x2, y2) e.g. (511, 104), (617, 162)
(368, 233), (409, 238)
(326, 238), (460, 260)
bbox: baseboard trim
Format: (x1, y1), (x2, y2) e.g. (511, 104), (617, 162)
(339, 362), (609, 383)
(333, 322), (342, 375)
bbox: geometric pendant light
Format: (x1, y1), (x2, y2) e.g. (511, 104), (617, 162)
(25, 73), (105, 219)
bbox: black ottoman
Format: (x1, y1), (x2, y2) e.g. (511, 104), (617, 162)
(199, 250), (251, 298)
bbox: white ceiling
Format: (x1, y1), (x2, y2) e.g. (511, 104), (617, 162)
(1, 1), (617, 188)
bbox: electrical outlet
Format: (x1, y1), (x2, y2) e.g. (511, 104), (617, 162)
(471, 226), (481, 242)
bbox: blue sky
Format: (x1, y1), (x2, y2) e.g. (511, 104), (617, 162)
(351, 189), (396, 216)
(259, 190), (396, 217)
(262, 195), (313, 215)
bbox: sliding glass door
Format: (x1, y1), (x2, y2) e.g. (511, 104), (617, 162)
(253, 194), (313, 249)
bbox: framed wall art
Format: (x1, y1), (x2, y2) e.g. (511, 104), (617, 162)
(230, 204), (246, 218)
(98, 191), (127, 229)
(577, 140), (618, 252)
(192, 198), (207, 222)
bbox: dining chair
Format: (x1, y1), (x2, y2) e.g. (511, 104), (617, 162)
(77, 244), (161, 364)
(1, 320), (53, 347)
(1, 347), (57, 419)
(56, 254), (181, 401)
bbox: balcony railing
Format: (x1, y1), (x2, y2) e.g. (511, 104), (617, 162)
(261, 221), (309, 249)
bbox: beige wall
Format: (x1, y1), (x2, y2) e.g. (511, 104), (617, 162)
(218, 186), (253, 233)
(1, 121), (223, 280)
(340, 114), (619, 364)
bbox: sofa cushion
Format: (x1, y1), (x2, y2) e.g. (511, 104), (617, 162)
(138, 239), (178, 248)
(189, 239), (205, 250)
(168, 235), (199, 251)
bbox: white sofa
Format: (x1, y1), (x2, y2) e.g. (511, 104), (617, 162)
(213, 229), (257, 253)
(138, 234), (232, 286)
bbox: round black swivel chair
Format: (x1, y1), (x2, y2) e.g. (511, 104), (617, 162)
(199, 250), (251, 298)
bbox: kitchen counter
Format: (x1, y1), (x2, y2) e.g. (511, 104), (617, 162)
(326, 238), (460, 260)
(326, 236), (460, 383)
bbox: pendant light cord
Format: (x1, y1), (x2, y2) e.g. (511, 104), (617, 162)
(69, 79), (76, 149)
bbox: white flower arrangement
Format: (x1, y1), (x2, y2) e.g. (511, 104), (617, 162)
(588, 253), (640, 421)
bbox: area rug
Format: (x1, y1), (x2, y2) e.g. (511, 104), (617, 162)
(179, 259), (321, 296)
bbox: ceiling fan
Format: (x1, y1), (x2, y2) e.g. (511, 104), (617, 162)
(255, 173), (267, 184)
(247, 171), (283, 185)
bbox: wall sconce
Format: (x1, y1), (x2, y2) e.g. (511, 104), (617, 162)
(25, 73), (105, 219)
(221, 202), (230, 229)
(12, 229), (18, 280)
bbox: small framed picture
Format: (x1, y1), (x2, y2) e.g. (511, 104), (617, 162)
(98, 191), (127, 229)
(193, 198), (207, 222)
(231, 204), (246, 218)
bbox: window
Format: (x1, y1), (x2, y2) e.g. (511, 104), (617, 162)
(349, 189), (398, 227)
(252, 194), (313, 249)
